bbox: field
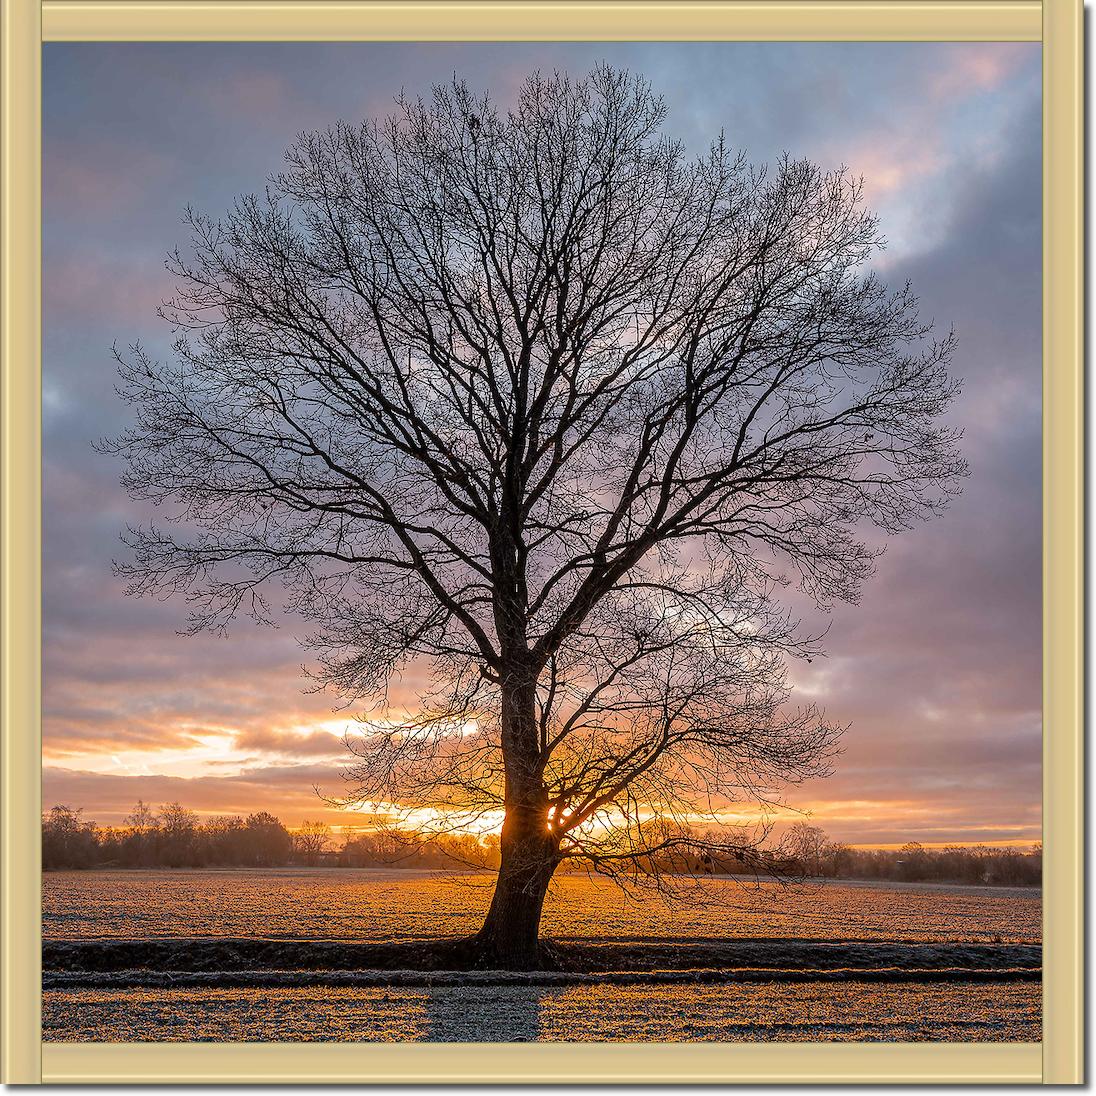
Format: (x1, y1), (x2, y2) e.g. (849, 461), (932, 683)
(43, 869), (1041, 1042)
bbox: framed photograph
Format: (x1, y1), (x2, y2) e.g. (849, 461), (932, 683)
(2, 0), (1082, 1084)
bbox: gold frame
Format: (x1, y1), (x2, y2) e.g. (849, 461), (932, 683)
(1, 0), (1082, 1083)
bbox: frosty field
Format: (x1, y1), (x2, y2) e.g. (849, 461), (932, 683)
(42, 869), (1041, 1042)
(44, 867), (1040, 943)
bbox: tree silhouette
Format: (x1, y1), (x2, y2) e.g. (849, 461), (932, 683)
(105, 66), (965, 967)
(293, 820), (333, 866)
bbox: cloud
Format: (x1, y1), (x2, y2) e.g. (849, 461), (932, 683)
(780, 96), (1042, 843)
(43, 763), (351, 826)
(928, 43), (1035, 100)
(232, 726), (350, 759)
(40, 42), (1042, 846)
(44, 252), (171, 328)
(843, 134), (945, 205)
(44, 138), (173, 218)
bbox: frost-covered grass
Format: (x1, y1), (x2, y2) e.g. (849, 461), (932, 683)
(43, 981), (1041, 1042)
(43, 869), (1041, 944)
(42, 870), (1041, 1042)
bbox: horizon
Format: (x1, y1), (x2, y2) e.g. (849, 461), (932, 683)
(44, 800), (1040, 854)
(43, 41), (1042, 847)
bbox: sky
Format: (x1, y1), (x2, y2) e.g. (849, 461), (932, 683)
(42, 42), (1042, 844)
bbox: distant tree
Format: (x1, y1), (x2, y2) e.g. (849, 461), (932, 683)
(293, 820), (332, 865)
(105, 66), (965, 966)
(338, 831), (382, 867)
(199, 815), (248, 865)
(156, 802), (199, 867)
(821, 839), (853, 878)
(897, 840), (929, 882)
(125, 800), (157, 831)
(121, 799), (159, 867)
(243, 811), (293, 866)
(786, 821), (828, 877)
(41, 806), (99, 870)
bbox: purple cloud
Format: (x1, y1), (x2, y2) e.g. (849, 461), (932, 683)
(42, 42), (1042, 842)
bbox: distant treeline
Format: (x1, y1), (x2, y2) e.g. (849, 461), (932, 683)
(829, 842), (1041, 887)
(41, 802), (499, 871)
(771, 821), (1041, 887)
(42, 803), (1041, 886)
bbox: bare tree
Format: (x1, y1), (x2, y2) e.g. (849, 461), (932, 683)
(293, 820), (333, 866)
(786, 820), (828, 877)
(104, 66), (965, 967)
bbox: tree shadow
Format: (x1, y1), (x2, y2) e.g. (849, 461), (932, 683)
(421, 983), (547, 1042)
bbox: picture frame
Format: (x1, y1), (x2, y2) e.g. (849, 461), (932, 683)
(1, 0), (1082, 1083)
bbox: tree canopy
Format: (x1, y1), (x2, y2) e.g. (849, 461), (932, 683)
(105, 66), (965, 963)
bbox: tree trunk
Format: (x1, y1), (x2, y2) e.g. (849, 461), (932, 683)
(472, 804), (559, 969)
(469, 660), (558, 969)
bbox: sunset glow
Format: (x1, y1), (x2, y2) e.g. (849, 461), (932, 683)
(43, 41), (1041, 846)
